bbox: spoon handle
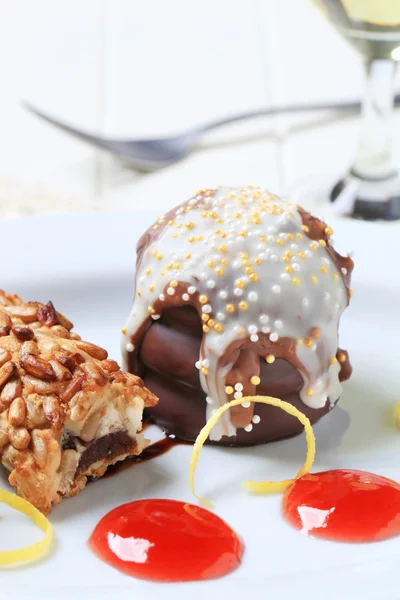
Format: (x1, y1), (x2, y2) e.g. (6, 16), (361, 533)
(198, 93), (400, 133)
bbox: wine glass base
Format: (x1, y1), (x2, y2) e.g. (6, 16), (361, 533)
(288, 172), (400, 222)
(330, 172), (400, 221)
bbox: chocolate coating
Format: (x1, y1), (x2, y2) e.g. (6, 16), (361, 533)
(123, 187), (353, 446)
(134, 306), (350, 445)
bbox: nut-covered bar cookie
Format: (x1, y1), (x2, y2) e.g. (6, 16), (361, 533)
(0, 291), (157, 514)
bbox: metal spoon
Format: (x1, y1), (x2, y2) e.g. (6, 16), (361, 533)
(24, 95), (400, 172)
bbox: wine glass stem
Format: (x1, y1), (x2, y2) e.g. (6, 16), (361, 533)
(352, 58), (398, 181)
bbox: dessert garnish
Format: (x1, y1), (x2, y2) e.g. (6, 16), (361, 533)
(190, 394), (400, 544)
(395, 399), (400, 429)
(0, 488), (52, 565)
(89, 498), (243, 582)
(282, 469), (400, 542)
(190, 395), (315, 508)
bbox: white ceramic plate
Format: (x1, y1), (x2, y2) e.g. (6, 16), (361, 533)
(1, 211), (400, 600)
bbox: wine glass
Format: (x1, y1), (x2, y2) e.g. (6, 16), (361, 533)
(303, 0), (400, 220)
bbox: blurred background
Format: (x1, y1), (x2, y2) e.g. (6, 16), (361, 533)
(1, 0), (400, 217)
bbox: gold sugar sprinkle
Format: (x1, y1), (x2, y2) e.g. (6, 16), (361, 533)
(265, 354), (275, 364)
(250, 376), (261, 385)
(226, 304), (235, 313)
(310, 327), (321, 339)
(239, 301), (248, 311)
(225, 386), (234, 395)
(338, 352), (347, 363)
(199, 295), (208, 304)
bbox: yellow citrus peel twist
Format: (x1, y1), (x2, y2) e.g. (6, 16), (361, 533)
(190, 395), (316, 508)
(395, 399), (400, 429)
(0, 489), (53, 566)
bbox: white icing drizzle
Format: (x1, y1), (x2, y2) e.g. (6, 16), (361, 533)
(122, 185), (349, 441)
